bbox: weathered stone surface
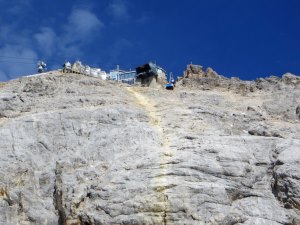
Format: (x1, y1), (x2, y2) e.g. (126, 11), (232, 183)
(0, 72), (299, 224)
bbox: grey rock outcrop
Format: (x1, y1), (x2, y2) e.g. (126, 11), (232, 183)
(0, 71), (299, 224)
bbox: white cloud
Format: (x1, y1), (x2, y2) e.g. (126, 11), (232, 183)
(0, 2), (38, 81)
(0, 5), (104, 81)
(56, 8), (104, 57)
(4, 0), (32, 15)
(108, 0), (130, 21)
(0, 45), (38, 80)
(0, 25), (12, 42)
(0, 25), (31, 46)
(65, 9), (104, 42)
(33, 9), (104, 60)
(0, 22), (38, 80)
(34, 27), (56, 56)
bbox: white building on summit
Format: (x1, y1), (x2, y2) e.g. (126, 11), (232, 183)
(63, 60), (107, 80)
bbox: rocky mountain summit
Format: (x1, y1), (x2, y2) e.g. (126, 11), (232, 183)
(0, 71), (299, 225)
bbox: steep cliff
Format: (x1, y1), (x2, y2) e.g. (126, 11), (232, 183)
(0, 71), (299, 225)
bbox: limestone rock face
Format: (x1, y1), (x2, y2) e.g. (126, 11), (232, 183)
(0, 72), (299, 225)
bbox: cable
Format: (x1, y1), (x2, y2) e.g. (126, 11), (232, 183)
(0, 55), (57, 64)
(0, 60), (36, 65)
(0, 59), (58, 65)
(0, 55), (38, 61)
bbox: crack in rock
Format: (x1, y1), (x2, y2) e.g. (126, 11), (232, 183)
(53, 162), (67, 225)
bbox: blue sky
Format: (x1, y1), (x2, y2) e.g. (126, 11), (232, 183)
(0, 0), (300, 81)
